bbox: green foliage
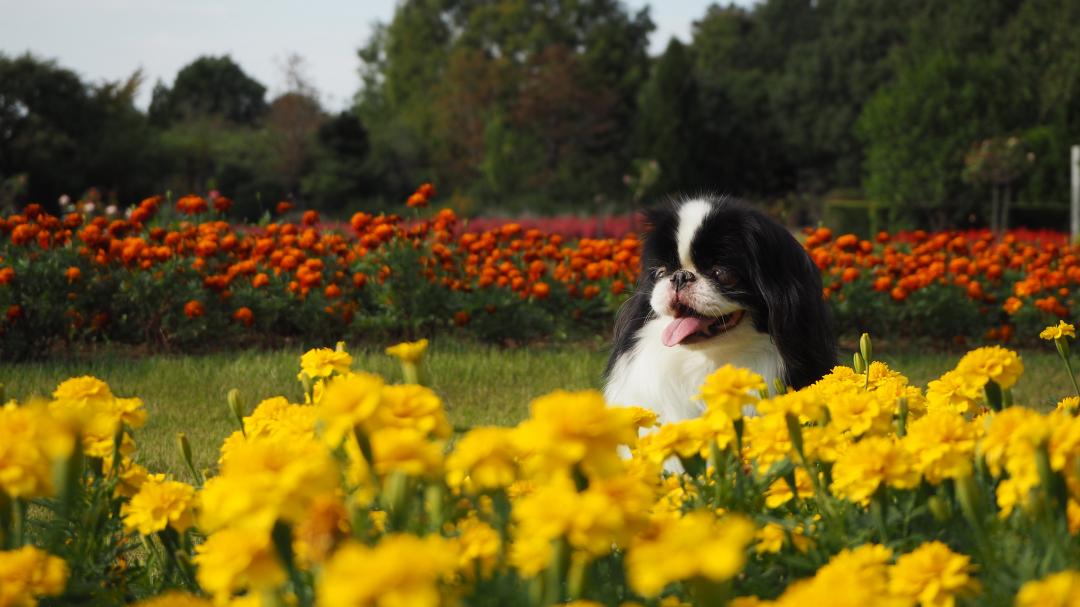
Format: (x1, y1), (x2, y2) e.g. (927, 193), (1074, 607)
(148, 55), (267, 127)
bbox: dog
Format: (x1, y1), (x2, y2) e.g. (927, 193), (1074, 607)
(604, 195), (836, 425)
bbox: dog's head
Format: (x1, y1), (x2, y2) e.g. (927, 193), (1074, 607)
(624, 195), (836, 387)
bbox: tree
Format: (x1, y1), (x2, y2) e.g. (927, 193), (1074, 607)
(0, 53), (94, 205)
(632, 39), (706, 196)
(149, 56), (267, 127)
(690, 4), (795, 196)
(302, 111), (378, 210)
(357, 0), (653, 211)
(0, 53), (160, 207)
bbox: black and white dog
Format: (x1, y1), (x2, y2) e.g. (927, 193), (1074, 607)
(604, 195), (836, 424)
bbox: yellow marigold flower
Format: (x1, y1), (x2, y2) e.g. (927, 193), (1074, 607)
(131, 592), (213, 607)
(385, 338), (429, 364)
(925, 369), (983, 414)
(626, 511), (755, 597)
(888, 541), (980, 607)
(50, 379), (146, 460)
(514, 390), (637, 480)
(1057, 396), (1080, 414)
(764, 468), (816, 508)
(512, 473), (652, 569)
(954, 345), (1024, 390)
(801, 424), (848, 463)
(121, 474), (196, 535)
(112, 457), (151, 499)
(51, 375), (113, 409)
(293, 494), (349, 566)
(757, 390), (825, 423)
(194, 528), (285, 601)
(1070, 500), (1080, 536)
(1015, 570), (1080, 607)
(241, 396), (316, 442)
(775, 544), (901, 607)
(1040, 320), (1076, 341)
(903, 411), (979, 484)
(979, 407), (1047, 476)
(317, 372), (384, 447)
(636, 417), (713, 465)
(755, 522), (812, 555)
(453, 515), (501, 579)
(318, 535), (457, 607)
(826, 390), (896, 437)
(298, 346), (353, 380)
(830, 436), (918, 506)
(696, 364), (766, 420)
(808, 365), (863, 397)
(370, 427), (444, 478)
(0, 545), (68, 607)
(445, 426), (519, 490)
(199, 435), (340, 532)
(626, 406), (659, 430)
(978, 408), (1048, 517)
(742, 412), (792, 474)
(508, 528), (554, 577)
(374, 384), (451, 438)
(1049, 411), (1080, 473)
(0, 403), (74, 499)
(568, 474), (654, 557)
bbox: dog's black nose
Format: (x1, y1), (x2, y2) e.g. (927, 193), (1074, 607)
(671, 269), (696, 291)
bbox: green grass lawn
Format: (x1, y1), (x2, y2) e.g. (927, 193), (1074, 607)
(1, 340), (1073, 481)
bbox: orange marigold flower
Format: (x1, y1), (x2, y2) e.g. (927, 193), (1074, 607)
(65, 267), (81, 283)
(276, 201), (293, 215)
(453, 310), (470, 326)
(0, 267), (13, 285)
(252, 273), (270, 288)
(176, 195), (208, 215)
(183, 300), (204, 319)
(6, 304), (23, 321)
(302, 210), (319, 226)
(213, 196), (233, 213)
(232, 307), (253, 327)
(1003, 296), (1023, 315)
(406, 193), (428, 208)
(531, 282), (550, 298)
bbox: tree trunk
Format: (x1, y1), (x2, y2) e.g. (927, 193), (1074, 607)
(990, 186), (1000, 234)
(1001, 184), (1012, 233)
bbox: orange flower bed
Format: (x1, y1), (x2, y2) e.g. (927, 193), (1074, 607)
(804, 226), (1076, 344)
(0, 185), (639, 358)
(2, 182), (1075, 357)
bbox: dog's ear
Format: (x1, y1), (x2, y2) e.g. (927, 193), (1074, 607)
(745, 214), (836, 388)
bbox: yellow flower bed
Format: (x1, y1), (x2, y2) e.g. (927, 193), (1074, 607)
(3, 330), (1080, 606)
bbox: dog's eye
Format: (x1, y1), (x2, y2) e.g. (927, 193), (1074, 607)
(653, 267), (667, 279)
(711, 267), (737, 286)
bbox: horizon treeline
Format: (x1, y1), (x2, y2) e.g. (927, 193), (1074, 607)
(2, 0), (1079, 229)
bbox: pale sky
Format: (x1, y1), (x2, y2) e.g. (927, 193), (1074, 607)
(0, 0), (751, 111)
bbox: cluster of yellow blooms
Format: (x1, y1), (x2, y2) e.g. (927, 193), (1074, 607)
(4, 327), (1080, 606)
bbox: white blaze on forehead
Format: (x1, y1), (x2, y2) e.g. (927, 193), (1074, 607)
(676, 200), (712, 270)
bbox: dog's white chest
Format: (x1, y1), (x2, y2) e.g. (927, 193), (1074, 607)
(604, 317), (782, 424)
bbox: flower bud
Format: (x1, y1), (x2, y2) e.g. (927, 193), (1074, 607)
(859, 332), (873, 365)
(853, 352), (866, 374)
(176, 432), (200, 485)
(227, 389), (246, 435)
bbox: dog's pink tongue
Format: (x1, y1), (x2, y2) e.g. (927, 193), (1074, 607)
(662, 316), (709, 347)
